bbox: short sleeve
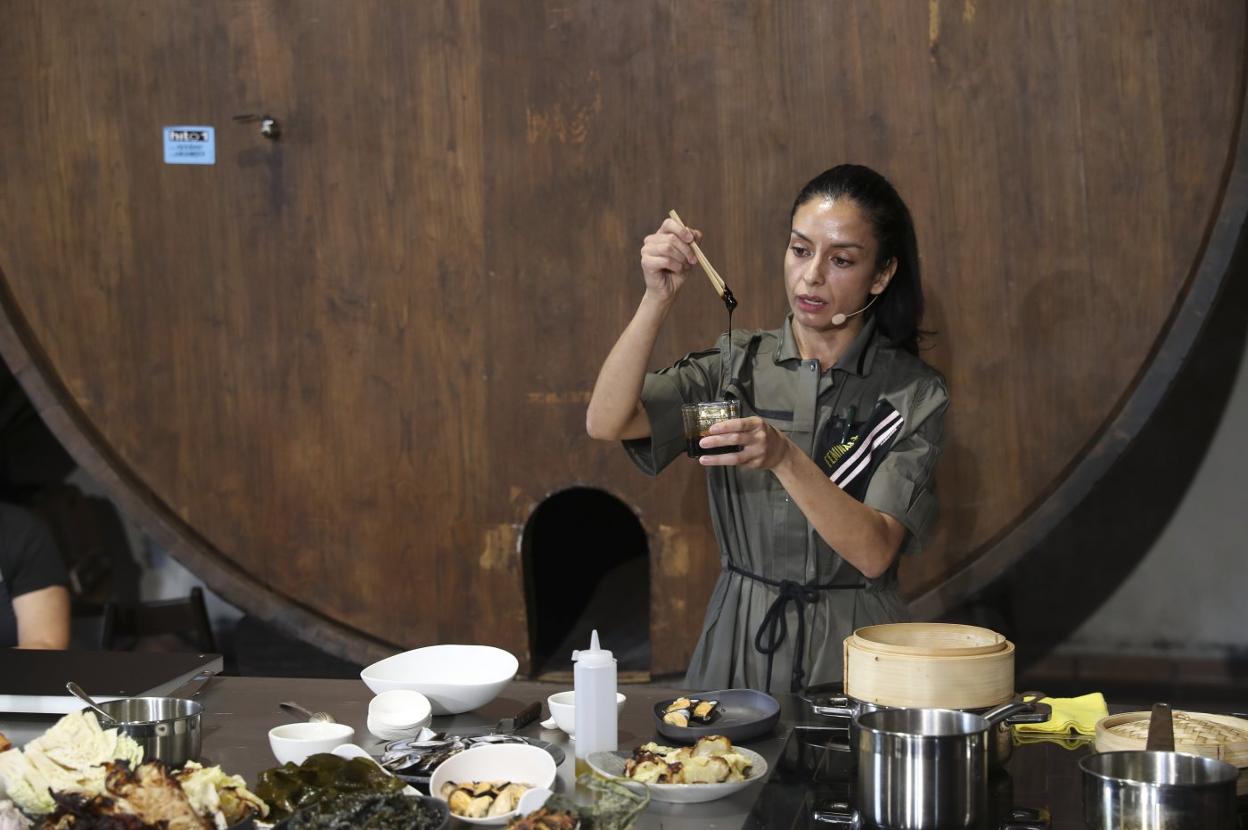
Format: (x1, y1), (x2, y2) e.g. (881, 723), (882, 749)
(863, 377), (949, 555)
(0, 504), (68, 598)
(622, 345), (723, 476)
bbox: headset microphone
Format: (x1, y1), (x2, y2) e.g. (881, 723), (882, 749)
(831, 293), (880, 326)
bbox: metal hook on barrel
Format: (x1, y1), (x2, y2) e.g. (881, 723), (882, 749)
(233, 112), (281, 140)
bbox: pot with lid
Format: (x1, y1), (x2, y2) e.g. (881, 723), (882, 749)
(807, 622), (1046, 769)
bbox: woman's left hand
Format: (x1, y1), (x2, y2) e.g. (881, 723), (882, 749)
(698, 416), (793, 469)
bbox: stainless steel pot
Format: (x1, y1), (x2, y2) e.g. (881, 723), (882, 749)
(806, 687), (1048, 768)
(1079, 751), (1239, 830)
(96, 697), (203, 767)
(1079, 702), (1239, 830)
(860, 703), (1033, 830)
(813, 702), (1037, 830)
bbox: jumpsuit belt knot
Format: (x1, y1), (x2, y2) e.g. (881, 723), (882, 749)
(726, 562), (864, 694)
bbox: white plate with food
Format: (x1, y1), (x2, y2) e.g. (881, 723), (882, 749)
(585, 736), (767, 805)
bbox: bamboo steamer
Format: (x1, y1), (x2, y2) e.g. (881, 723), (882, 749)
(851, 622), (1008, 656)
(1094, 710), (1248, 796)
(843, 623), (1014, 709)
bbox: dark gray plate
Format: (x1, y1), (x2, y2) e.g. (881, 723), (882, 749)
(652, 688), (780, 744)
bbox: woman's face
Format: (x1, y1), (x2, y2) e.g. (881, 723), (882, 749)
(784, 197), (896, 333)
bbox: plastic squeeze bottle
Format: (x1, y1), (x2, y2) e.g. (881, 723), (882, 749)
(572, 629), (618, 767)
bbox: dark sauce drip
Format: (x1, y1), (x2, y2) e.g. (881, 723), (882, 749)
(684, 285), (743, 459)
(715, 284), (743, 455)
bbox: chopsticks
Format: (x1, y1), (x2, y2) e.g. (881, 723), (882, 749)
(668, 209), (728, 300)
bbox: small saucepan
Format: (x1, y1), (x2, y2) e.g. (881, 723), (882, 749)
(94, 697), (204, 767)
(1079, 702), (1239, 830)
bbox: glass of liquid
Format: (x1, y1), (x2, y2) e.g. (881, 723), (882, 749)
(681, 400), (743, 458)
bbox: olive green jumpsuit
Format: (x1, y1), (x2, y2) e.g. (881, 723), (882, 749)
(624, 316), (948, 693)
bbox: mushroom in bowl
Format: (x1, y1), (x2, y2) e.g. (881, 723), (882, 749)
(427, 744), (556, 825)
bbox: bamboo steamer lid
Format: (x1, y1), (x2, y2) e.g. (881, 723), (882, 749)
(1094, 710), (1248, 796)
(844, 623), (1014, 710)
(851, 623), (1009, 656)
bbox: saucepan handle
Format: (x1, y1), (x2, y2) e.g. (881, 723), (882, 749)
(998, 806), (1050, 830)
(811, 802), (860, 827)
(1005, 691), (1052, 725)
(981, 700), (1042, 728)
(809, 695), (858, 718)
(1006, 703), (1051, 725)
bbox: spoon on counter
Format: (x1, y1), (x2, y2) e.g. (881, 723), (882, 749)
(66, 681), (119, 726)
(279, 701), (337, 723)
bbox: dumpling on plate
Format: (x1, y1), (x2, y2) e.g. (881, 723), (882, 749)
(692, 735), (732, 757)
(678, 755), (731, 784)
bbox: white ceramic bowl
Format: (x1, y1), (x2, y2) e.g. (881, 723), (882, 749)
(546, 690), (627, 736)
(367, 715), (427, 743)
(268, 721), (356, 766)
(428, 744), (557, 825)
(367, 689), (433, 739)
(360, 645), (518, 715)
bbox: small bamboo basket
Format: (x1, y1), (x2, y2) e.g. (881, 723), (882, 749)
(1094, 710), (1248, 795)
(844, 623), (1014, 710)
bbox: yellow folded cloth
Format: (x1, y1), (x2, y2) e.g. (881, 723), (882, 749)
(1012, 731), (1095, 750)
(1013, 692), (1108, 737)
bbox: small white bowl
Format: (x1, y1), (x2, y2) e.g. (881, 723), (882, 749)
(546, 690), (626, 737)
(367, 689), (433, 739)
(268, 721), (356, 766)
(428, 744), (557, 825)
(360, 645), (518, 715)
(367, 715), (428, 743)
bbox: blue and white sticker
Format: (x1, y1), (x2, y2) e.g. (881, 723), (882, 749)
(163, 126), (215, 165)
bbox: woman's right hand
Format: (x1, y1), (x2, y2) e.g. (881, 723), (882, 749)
(640, 217), (702, 302)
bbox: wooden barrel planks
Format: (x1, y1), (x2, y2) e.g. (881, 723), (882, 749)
(0, 1), (1244, 672)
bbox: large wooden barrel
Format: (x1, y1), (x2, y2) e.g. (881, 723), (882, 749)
(1, 1), (1243, 673)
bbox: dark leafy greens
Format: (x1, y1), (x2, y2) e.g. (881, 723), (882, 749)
(284, 792), (446, 830)
(256, 754), (405, 822)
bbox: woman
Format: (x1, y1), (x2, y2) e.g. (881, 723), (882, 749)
(586, 164), (947, 693)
